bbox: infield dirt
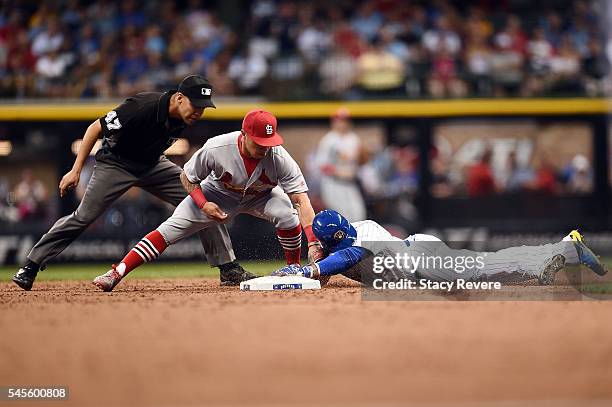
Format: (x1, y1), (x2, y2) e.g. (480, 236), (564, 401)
(1, 277), (612, 406)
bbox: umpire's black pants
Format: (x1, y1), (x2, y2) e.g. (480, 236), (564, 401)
(28, 156), (235, 268)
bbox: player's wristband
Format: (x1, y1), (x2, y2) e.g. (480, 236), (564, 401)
(304, 225), (317, 243)
(189, 188), (208, 209)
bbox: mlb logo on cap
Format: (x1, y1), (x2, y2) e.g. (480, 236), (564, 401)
(242, 110), (284, 147)
(178, 74), (216, 108)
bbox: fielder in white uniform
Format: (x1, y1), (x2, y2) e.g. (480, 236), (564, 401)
(316, 108), (366, 222)
(273, 210), (608, 285)
(93, 110), (325, 291)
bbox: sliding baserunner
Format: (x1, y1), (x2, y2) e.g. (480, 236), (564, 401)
(272, 210), (607, 285)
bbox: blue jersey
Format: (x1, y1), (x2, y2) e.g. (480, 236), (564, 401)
(317, 220), (404, 277)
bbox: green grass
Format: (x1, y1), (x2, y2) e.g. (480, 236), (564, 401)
(0, 260), (287, 282)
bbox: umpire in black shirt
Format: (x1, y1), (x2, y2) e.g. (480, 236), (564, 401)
(12, 75), (255, 290)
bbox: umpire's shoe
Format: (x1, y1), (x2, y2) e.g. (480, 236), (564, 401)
(12, 267), (38, 291)
(569, 230), (608, 276)
(220, 263), (257, 286)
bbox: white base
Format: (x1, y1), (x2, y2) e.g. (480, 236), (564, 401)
(240, 276), (321, 291)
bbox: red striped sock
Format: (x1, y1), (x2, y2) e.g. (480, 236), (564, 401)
(116, 230), (168, 276)
(277, 225), (302, 265)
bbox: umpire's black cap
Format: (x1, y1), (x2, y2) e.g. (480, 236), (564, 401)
(178, 75), (216, 108)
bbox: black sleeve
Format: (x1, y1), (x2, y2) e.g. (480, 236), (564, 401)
(98, 97), (139, 138)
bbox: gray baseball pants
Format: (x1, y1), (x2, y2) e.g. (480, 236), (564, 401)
(406, 239), (580, 282)
(348, 236), (580, 283)
(157, 184), (299, 245)
(28, 156), (235, 267)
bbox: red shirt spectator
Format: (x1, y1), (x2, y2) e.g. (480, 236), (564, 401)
(535, 162), (557, 194)
(432, 48), (457, 81)
(333, 23), (364, 58)
(467, 151), (496, 197)
(535, 169), (556, 194)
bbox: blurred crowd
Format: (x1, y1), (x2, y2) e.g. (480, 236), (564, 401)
(0, 170), (49, 224)
(0, 123), (597, 231)
(1, 0), (610, 100)
(431, 148), (594, 198)
(306, 110), (595, 227)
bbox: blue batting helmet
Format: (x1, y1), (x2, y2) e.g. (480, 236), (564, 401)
(312, 210), (357, 252)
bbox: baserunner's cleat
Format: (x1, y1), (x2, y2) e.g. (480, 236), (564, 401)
(537, 254), (566, 285)
(569, 230), (608, 276)
(567, 229), (584, 243)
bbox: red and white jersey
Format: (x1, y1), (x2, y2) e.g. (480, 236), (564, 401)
(184, 131), (308, 199)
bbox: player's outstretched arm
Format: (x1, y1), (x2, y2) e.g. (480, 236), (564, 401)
(315, 246), (368, 277)
(272, 246), (368, 279)
(59, 120), (102, 197)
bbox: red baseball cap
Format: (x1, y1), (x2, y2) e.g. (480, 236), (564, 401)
(242, 109), (284, 147)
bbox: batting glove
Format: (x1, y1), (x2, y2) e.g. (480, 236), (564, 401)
(271, 263), (320, 279)
(271, 264), (301, 277)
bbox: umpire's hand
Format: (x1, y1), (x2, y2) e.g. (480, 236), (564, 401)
(59, 169), (80, 197)
(202, 201), (228, 222)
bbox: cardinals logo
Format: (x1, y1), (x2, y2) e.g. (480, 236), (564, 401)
(218, 170), (277, 195)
